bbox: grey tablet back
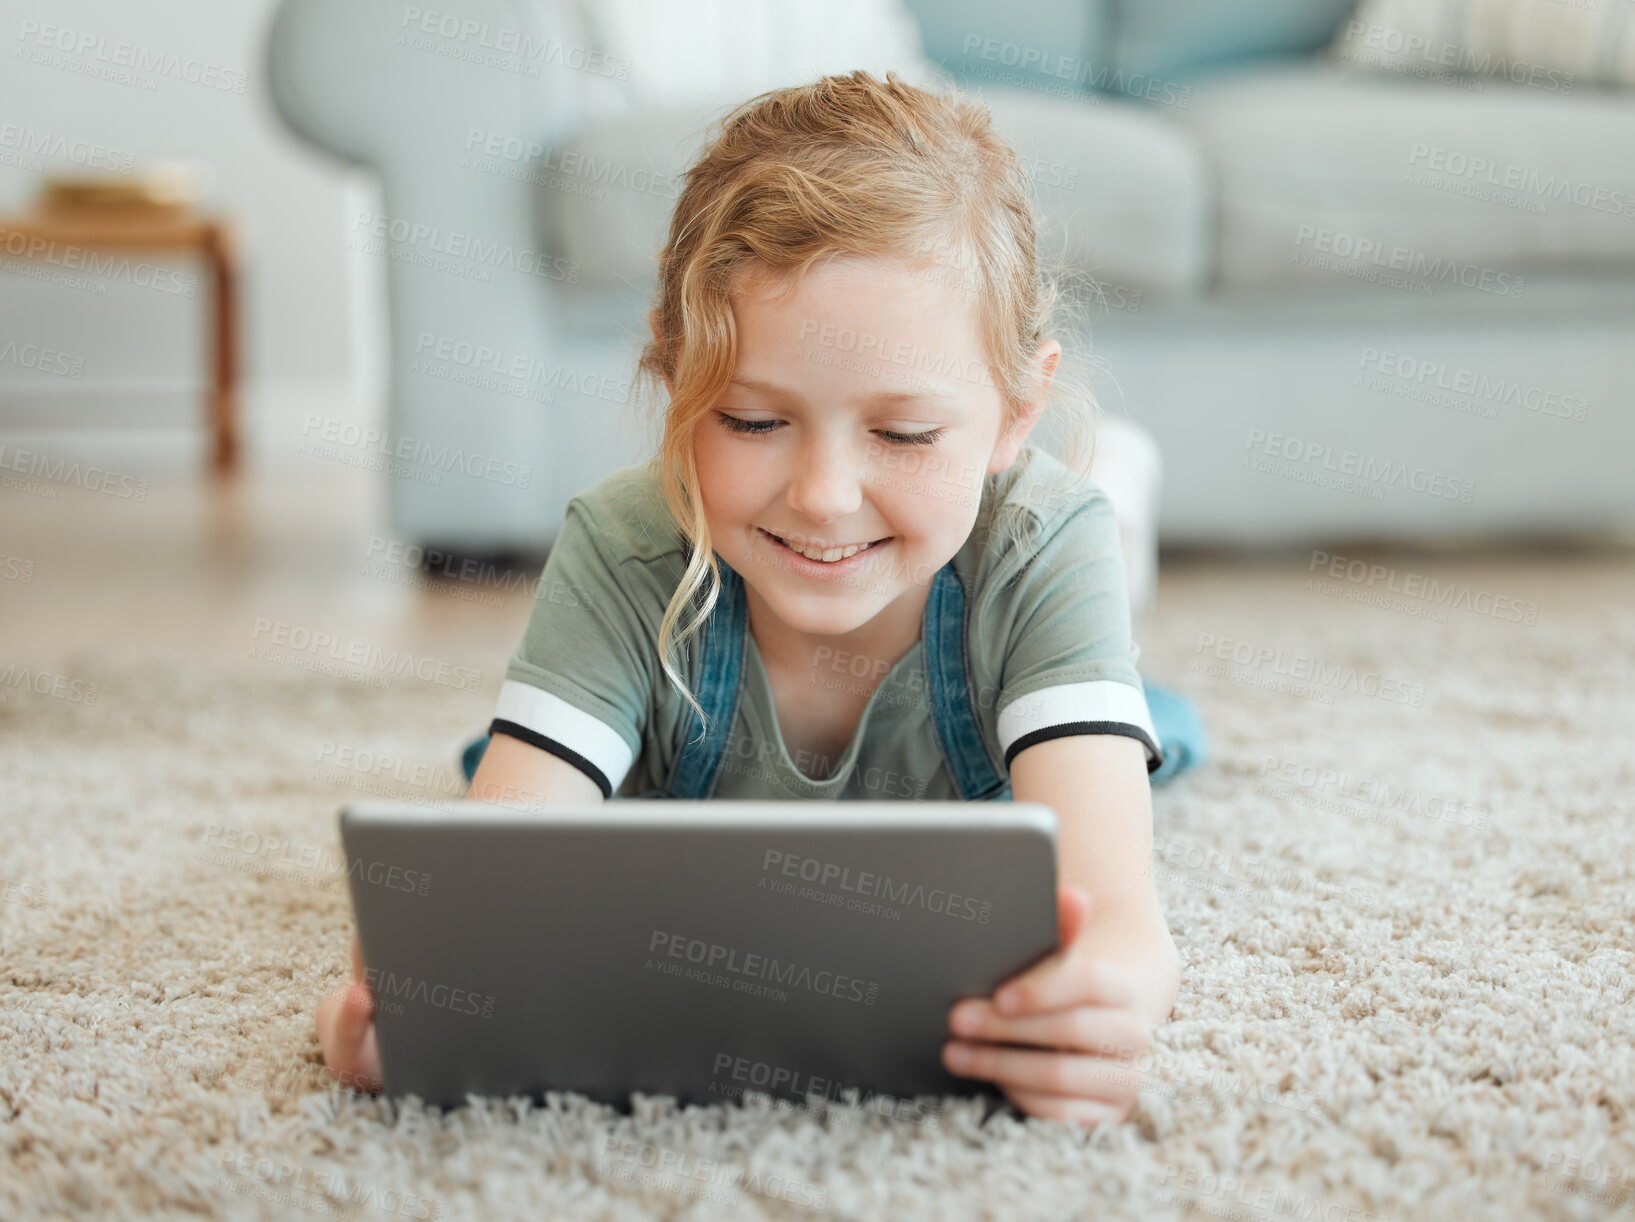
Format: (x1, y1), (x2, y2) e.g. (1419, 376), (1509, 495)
(340, 799), (1058, 1112)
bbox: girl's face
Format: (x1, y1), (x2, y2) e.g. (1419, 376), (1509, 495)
(687, 255), (1057, 650)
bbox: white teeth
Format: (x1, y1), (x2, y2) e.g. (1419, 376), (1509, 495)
(778, 535), (875, 563)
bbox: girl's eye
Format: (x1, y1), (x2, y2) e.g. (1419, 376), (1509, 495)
(879, 428), (945, 448)
(715, 414), (945, 447)
(716, 414), (780, 437)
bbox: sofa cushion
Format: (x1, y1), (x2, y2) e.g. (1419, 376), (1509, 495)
(1168, 61), (1635, 293)
(1111, 0), (1358, 92)
(552, 81), (1209, 298)
(976, 84), (1209, 294)
(899, 0), (1112, 101)
(545, 103), (717, 293)
(1332, 0), (1635, 90)
(536, 0), (939, 290)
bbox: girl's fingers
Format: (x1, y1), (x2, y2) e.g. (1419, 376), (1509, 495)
(950, 999), (1152, 1062)
(351, 935), (366, 983)
(334, 982), (384, 1093)
(316, 975), (383, 1094)
(943, 1040), (1144, 1106)
(1001, 1086), (1129, 1129)
(994, 954), (1139, 1017)
(339, 986), (383, 1094)
(1055, 885), (1092, 952)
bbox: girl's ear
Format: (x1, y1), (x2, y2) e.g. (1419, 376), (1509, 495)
(1032, 341), (1061, 403)
(988, 340), (1060, 474)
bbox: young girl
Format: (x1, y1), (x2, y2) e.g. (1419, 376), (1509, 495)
(318, 69), (1203, 1129)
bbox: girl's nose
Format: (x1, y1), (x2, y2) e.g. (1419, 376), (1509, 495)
(785, 437), (865, 524)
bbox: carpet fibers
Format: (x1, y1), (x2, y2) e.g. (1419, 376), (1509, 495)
(2, 554), (1632, 1221)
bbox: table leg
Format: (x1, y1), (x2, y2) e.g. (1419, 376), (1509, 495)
(205, 223), (239, 478)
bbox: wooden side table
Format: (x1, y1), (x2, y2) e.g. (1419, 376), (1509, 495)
(0, 210), (241, 477)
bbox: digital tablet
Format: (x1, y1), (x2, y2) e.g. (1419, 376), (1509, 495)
(339, 799), (1059, 1113)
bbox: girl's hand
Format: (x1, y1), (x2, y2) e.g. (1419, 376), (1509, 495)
(314, 935), (384, 1093)
(941, 885), (1161, 1128)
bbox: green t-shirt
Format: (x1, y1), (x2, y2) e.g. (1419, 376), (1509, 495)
(491, 444), (1162, 799)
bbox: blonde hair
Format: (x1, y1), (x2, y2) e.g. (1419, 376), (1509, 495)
(632, 69), (1104, 742)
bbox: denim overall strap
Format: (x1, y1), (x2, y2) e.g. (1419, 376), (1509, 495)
(662, 556), (750, 800)
(923, 560), (1011, 800)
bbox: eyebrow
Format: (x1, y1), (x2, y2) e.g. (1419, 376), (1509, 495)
(726, 375), (966, 406)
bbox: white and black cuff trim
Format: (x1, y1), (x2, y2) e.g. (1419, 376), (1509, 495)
(489, 678), (634, 798)
(998, 680), (1165, 775)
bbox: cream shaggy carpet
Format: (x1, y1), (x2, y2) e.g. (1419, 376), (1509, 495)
(3, 551), (1632, 1222)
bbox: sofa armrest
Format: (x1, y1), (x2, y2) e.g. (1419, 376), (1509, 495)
(265, 0), (598, 544)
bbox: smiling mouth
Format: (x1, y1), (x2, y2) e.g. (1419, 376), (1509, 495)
(760, 528), (891, 563)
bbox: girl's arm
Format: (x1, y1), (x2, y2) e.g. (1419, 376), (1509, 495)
(942, 733), (1180, 1127)
(1013, 732), (1179, 1022)
(467, 731), (606, 809)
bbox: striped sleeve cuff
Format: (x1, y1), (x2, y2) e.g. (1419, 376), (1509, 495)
(487, 678), (634, 799)
(997, 679), (1165, 775)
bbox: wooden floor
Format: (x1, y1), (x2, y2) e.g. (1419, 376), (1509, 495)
(0, 465), (530, 675)
(3, 463), (1632, 678)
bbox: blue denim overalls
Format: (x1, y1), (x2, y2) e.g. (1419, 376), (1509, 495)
(461, 556), (1205, 795)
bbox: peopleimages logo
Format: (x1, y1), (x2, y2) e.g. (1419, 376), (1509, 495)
(647, 931), (880, 1006)
(362, 967), (495, 1019)
(710, 1051), (942, 1128)
(1407, 142), (1632, 217)
(1258, 755), (1489, 832)
(1356, 348), (1588, 424)
(250, 618), (482, 692)
(1309, 550), (1540, 625)
(0, 664), (99, 706)
(461, 129), (678, 199)
(411, 332), (631, 404)
(0, 337), (83, 378)
(0, 443), (148, 501)
(1243, 429), (1476, 503)
(350, 211), (579, 283)
(597, 1135), (828, 1211)
(298, 415), (532, 488)
(760, 849), (993, 923)
(1337, 19), (1574, 93)
(0, 227), (197, 296)
(200, 822), (433, 895)
(1292, 223), (1525, 298)
(14, 20), (249, 93)
(399, 7), (631, 80)
(1158, 1163), (1393, 1221)
(798, 318), (996, 388)
(0, 122), (134, 173)
(1193, 632), (1426, 708)
(215, 1148), (445, 1220)
(959, 33), (1192, 106)
(0, 554), (36, 583)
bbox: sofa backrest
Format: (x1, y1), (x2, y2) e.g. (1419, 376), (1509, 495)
(901, 0), (1111, 99)
(1114, 0), (1360, 85)
(905, 0), (1360, 100)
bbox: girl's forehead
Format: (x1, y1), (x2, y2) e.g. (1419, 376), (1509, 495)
(721, 255), (998, 391)
(731, 259), (980, 334)
(734, 250), (965, 292)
